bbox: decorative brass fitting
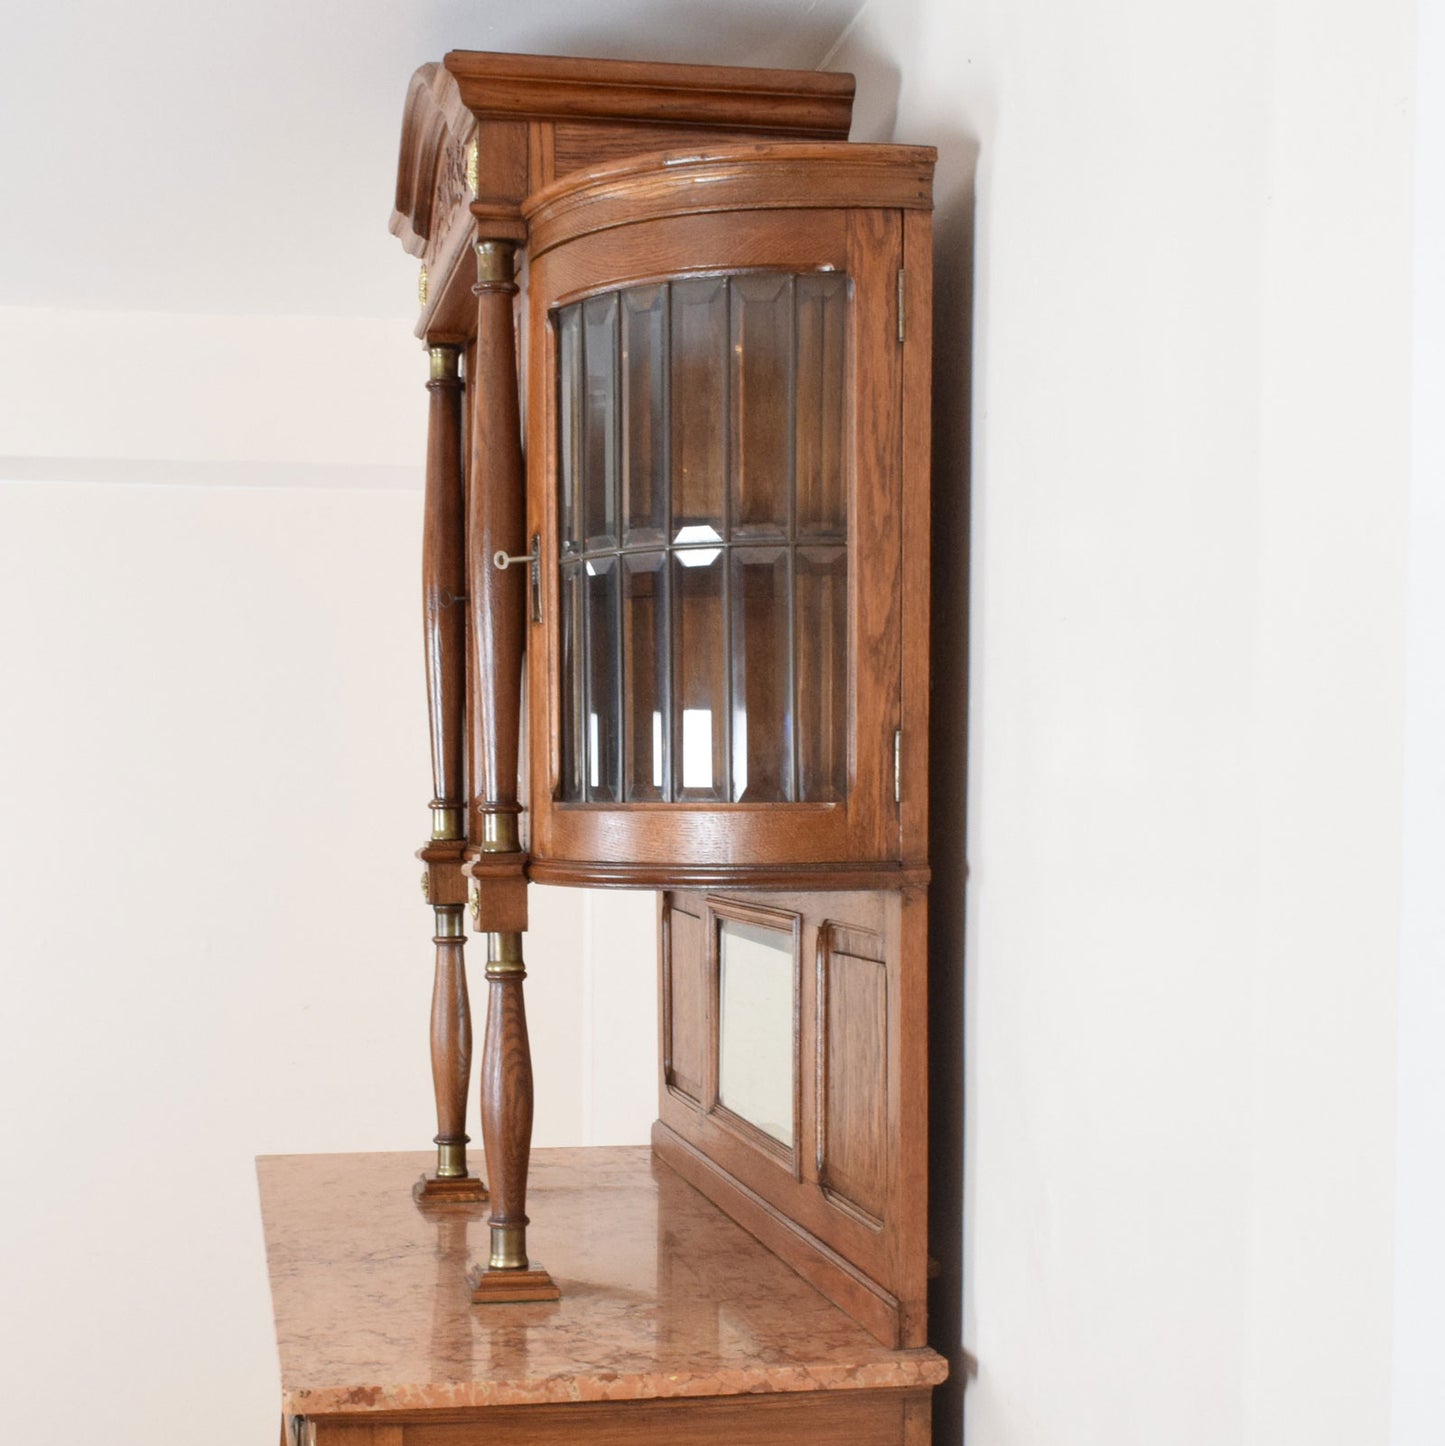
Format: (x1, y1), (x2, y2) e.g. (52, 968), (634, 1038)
(428, 344), (460, 383)
(484, 931), (526, 979)
(436, 1140), (468, 1179)
(473, 239), (517, 293)
(489, 1222), (528, 1271)
(468, 885), (481, 925)
(434, 905), (466, 940)
(430, 801), (464, 840)
(466, 137), (480, 196)
(418, 264), (429, 306)
(480, 809), (520, 853)
(420, 871), (431, 902)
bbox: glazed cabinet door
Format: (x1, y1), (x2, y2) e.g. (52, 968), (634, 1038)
(524, 201), (907, 884)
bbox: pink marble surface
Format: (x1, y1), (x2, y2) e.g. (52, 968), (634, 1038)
(258, 1147), (947, 1416)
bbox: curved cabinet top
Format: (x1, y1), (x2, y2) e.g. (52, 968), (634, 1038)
(523, 142), (937, 259)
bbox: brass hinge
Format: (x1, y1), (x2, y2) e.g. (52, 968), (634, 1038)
(897, 268), (906, 343)
(894, 728), (902, 804)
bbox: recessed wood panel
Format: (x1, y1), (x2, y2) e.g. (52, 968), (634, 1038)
(664, 896), (706, 1105)
(818, 924), (888, 1226)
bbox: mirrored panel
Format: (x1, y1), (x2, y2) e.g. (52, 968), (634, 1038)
(717, 916), (796, 1151)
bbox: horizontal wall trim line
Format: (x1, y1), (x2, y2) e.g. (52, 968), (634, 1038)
(0, 456), (422, 491)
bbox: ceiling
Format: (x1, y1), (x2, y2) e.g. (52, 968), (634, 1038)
(1, 0), (866, 323)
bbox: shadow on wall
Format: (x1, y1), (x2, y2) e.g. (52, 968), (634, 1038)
(927, 127), (979, 1446)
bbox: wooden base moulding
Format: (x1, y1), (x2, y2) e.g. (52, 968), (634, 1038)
(467, 1263), (561, 1304)
(412, 1173), (490, 1205)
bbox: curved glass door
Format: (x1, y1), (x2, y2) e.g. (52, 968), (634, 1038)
(556, 271), (850, 806)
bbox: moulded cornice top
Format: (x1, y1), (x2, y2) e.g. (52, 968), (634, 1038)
(441, 50), (855, 137)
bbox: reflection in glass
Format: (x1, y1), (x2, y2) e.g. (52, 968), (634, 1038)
(794, 274), (848, 539)
(730, 547), (792, 801)
(584, 555), (621, 801)
(559, 561), (585, 799)
(718, 917), (795, 1150)
(583, 293), (619, 551)
(623, 286), (669, 547)
(558, 307), (583, 556)
(623, 552), (668, 800)
(673, 550), (726, 800)
(795, 545), (848, 802)
(555, 273), (849, 805)
(671, 278), (727, 532)
(730, 275), (792, 540)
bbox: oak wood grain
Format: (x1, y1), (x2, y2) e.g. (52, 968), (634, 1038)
(476, 961), (539, 1265)
(428, 926), (472, 1167)
(442, 50), (855, 138)
(308, 1389), (926, 1445)
(524, 144), (935, 260)
(466, 241), (527, 844)
(423, 344), (467, 828)
(656, 887), (929, 1348)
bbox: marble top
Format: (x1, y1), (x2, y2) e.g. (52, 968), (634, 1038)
(257, 1146), (947, 1416)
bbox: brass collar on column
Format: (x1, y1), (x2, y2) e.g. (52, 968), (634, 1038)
(473, 239), (518, 294)
(428, 344), (461, 383)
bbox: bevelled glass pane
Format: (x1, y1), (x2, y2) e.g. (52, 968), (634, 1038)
(670, 277), (727, 535)
(555, 272), (852, 812)
(672, 548), (727, 801)
(583, 292), (619, 551)
(795, 545), (848, 801)
(622, 286), (669, 548)
(584, 555), (621, 802)
(718, 918), (795, 1150)
(730, 547), (793, 802)
(794, 273), (848, 539)
(558, 307), (583, 556)
(623, 551), (668, 801)
(559, 560), (585, 800)
(730, 275), (793, 541)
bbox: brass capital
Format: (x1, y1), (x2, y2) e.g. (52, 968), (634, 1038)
(428, 345), (460, 383)
(473, 239), (517, 292)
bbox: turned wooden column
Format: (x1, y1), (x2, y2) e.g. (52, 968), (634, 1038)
(464, 236), (558, 1302)
(415, 341), (487, 1204)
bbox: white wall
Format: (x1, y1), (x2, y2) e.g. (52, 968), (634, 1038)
(0, 305), (656, 1446)
(832, 0), (1421, 1442)
(1392, 1), (1445, 1440)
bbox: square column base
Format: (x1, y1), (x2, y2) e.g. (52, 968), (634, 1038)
(413, 1172), (490, 1205)
(467, 1262), (561, 1303)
